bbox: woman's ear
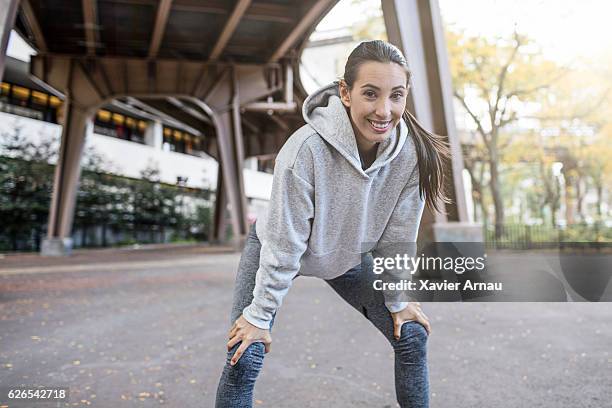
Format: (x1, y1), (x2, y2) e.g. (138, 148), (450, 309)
(338, 80), (351, 108)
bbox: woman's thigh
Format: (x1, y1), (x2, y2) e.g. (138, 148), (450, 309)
(324, 254), (399, 344)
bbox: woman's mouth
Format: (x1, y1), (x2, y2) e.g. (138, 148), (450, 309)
(367, 119), (392, 133)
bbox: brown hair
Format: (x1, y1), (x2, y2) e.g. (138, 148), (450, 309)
(342, 40), (451, 213)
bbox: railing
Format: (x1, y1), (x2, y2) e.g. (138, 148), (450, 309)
(484, 222), (612, 250)
(0, 222), (211, 253)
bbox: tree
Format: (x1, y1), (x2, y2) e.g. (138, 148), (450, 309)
(345, 1), (612, 231)
(526, 62), (611, 225)
(74, 146), (125, 246)
(1, 124), (213, 250)
(581, 130), (612, 221)
(447, 28), (565, 236)
(0, 125), (56, 250)
(461, 136), (489, 222)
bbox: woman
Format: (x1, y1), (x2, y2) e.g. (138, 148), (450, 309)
(215, 40), (449, 408)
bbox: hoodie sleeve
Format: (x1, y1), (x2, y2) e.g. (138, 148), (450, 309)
(372, 164), (425, 313)
(242, 152), (314, 330)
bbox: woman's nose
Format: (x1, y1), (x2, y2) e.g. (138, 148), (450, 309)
(375, 99), (391, 118)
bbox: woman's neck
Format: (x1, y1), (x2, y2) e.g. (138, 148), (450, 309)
(350, 122), (379, 169)
(356, 138), (379, 169)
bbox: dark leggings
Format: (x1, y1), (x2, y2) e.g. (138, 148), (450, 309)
(215, 222), (429, 407)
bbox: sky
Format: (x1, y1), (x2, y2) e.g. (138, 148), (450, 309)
(6, 31), (34, 61)
(316, 0), (612, 64)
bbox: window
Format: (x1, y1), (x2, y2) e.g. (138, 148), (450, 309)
(31, 91), (48, 106)
(0, 82), (10, 97)
(162, 126), (203, 155)
(94, 109), (147, 144)
(0, 82), (61, 123)
(11, 85), (30, 103)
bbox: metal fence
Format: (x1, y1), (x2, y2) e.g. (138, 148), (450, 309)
(0, 223), (203, 253)
(484, 222), (612, 250)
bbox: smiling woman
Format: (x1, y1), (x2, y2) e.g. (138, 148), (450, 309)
(338, 40), (450, 212)
(338, 61), (408, 168)
(215, 40), (448, 408)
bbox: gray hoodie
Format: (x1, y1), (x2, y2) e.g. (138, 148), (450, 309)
(242, 82), (426, 329)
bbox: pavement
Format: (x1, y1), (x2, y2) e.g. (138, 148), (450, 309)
(0, 245), (610, 407)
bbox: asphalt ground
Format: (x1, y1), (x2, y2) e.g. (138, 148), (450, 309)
(0, 245), (610, 407)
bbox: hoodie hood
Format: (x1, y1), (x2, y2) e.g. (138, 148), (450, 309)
(302, 81), (409, 174)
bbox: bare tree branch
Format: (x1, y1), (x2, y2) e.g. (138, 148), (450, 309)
(453, 90), (491, 150)
(498, 131), (518, 151)
(498, 112), (518, 129)
(493, 30), (523, 128)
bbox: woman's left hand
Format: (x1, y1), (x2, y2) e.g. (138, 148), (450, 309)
(390, 302), (431, 339)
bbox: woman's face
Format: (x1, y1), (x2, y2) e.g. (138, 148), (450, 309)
(339, 61), (409, 149)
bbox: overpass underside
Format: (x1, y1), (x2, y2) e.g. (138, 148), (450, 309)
(0, 0), (478, 255)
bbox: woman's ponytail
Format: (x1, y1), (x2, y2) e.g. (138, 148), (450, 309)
(403, 110), (451, 213)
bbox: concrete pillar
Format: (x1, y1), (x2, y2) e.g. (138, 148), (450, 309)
(145, 120), (163, 149)
(382, 0), (482, 242)
(0, 0), (19, 81)
(214, 109), (248, 245)
(229, 68), (249, 238)
(201, 66), (249, 245)
(212, 165), (228, 243)
(41, 101), (90, 255)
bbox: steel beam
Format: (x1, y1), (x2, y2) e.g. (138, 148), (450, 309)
(116, 98), (203, 136)
(268, 0), (335, 63)
(19, 0), (47, 52)
(126, 97), (203, 135)
(166, 96), (212, 125)
(209, 0), (251, 61)
(31, 55), (279, 108)
(172, 0), (295, 24)
(82, 0), (99, 56)
(148, 0), (173, 59)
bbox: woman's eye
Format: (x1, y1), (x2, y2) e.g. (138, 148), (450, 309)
(391, 92), (404, 100)
(364, 91), (376, 98)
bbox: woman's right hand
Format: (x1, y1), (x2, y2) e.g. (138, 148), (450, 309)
(390, 302), (431, 339)
(227, 315), (272, 365)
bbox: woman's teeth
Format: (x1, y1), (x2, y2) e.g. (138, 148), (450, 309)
(368, 120), (391, 130)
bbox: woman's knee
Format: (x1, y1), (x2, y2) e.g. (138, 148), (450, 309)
(225, 341), (266, 373)
(393, 321), (428, 362)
